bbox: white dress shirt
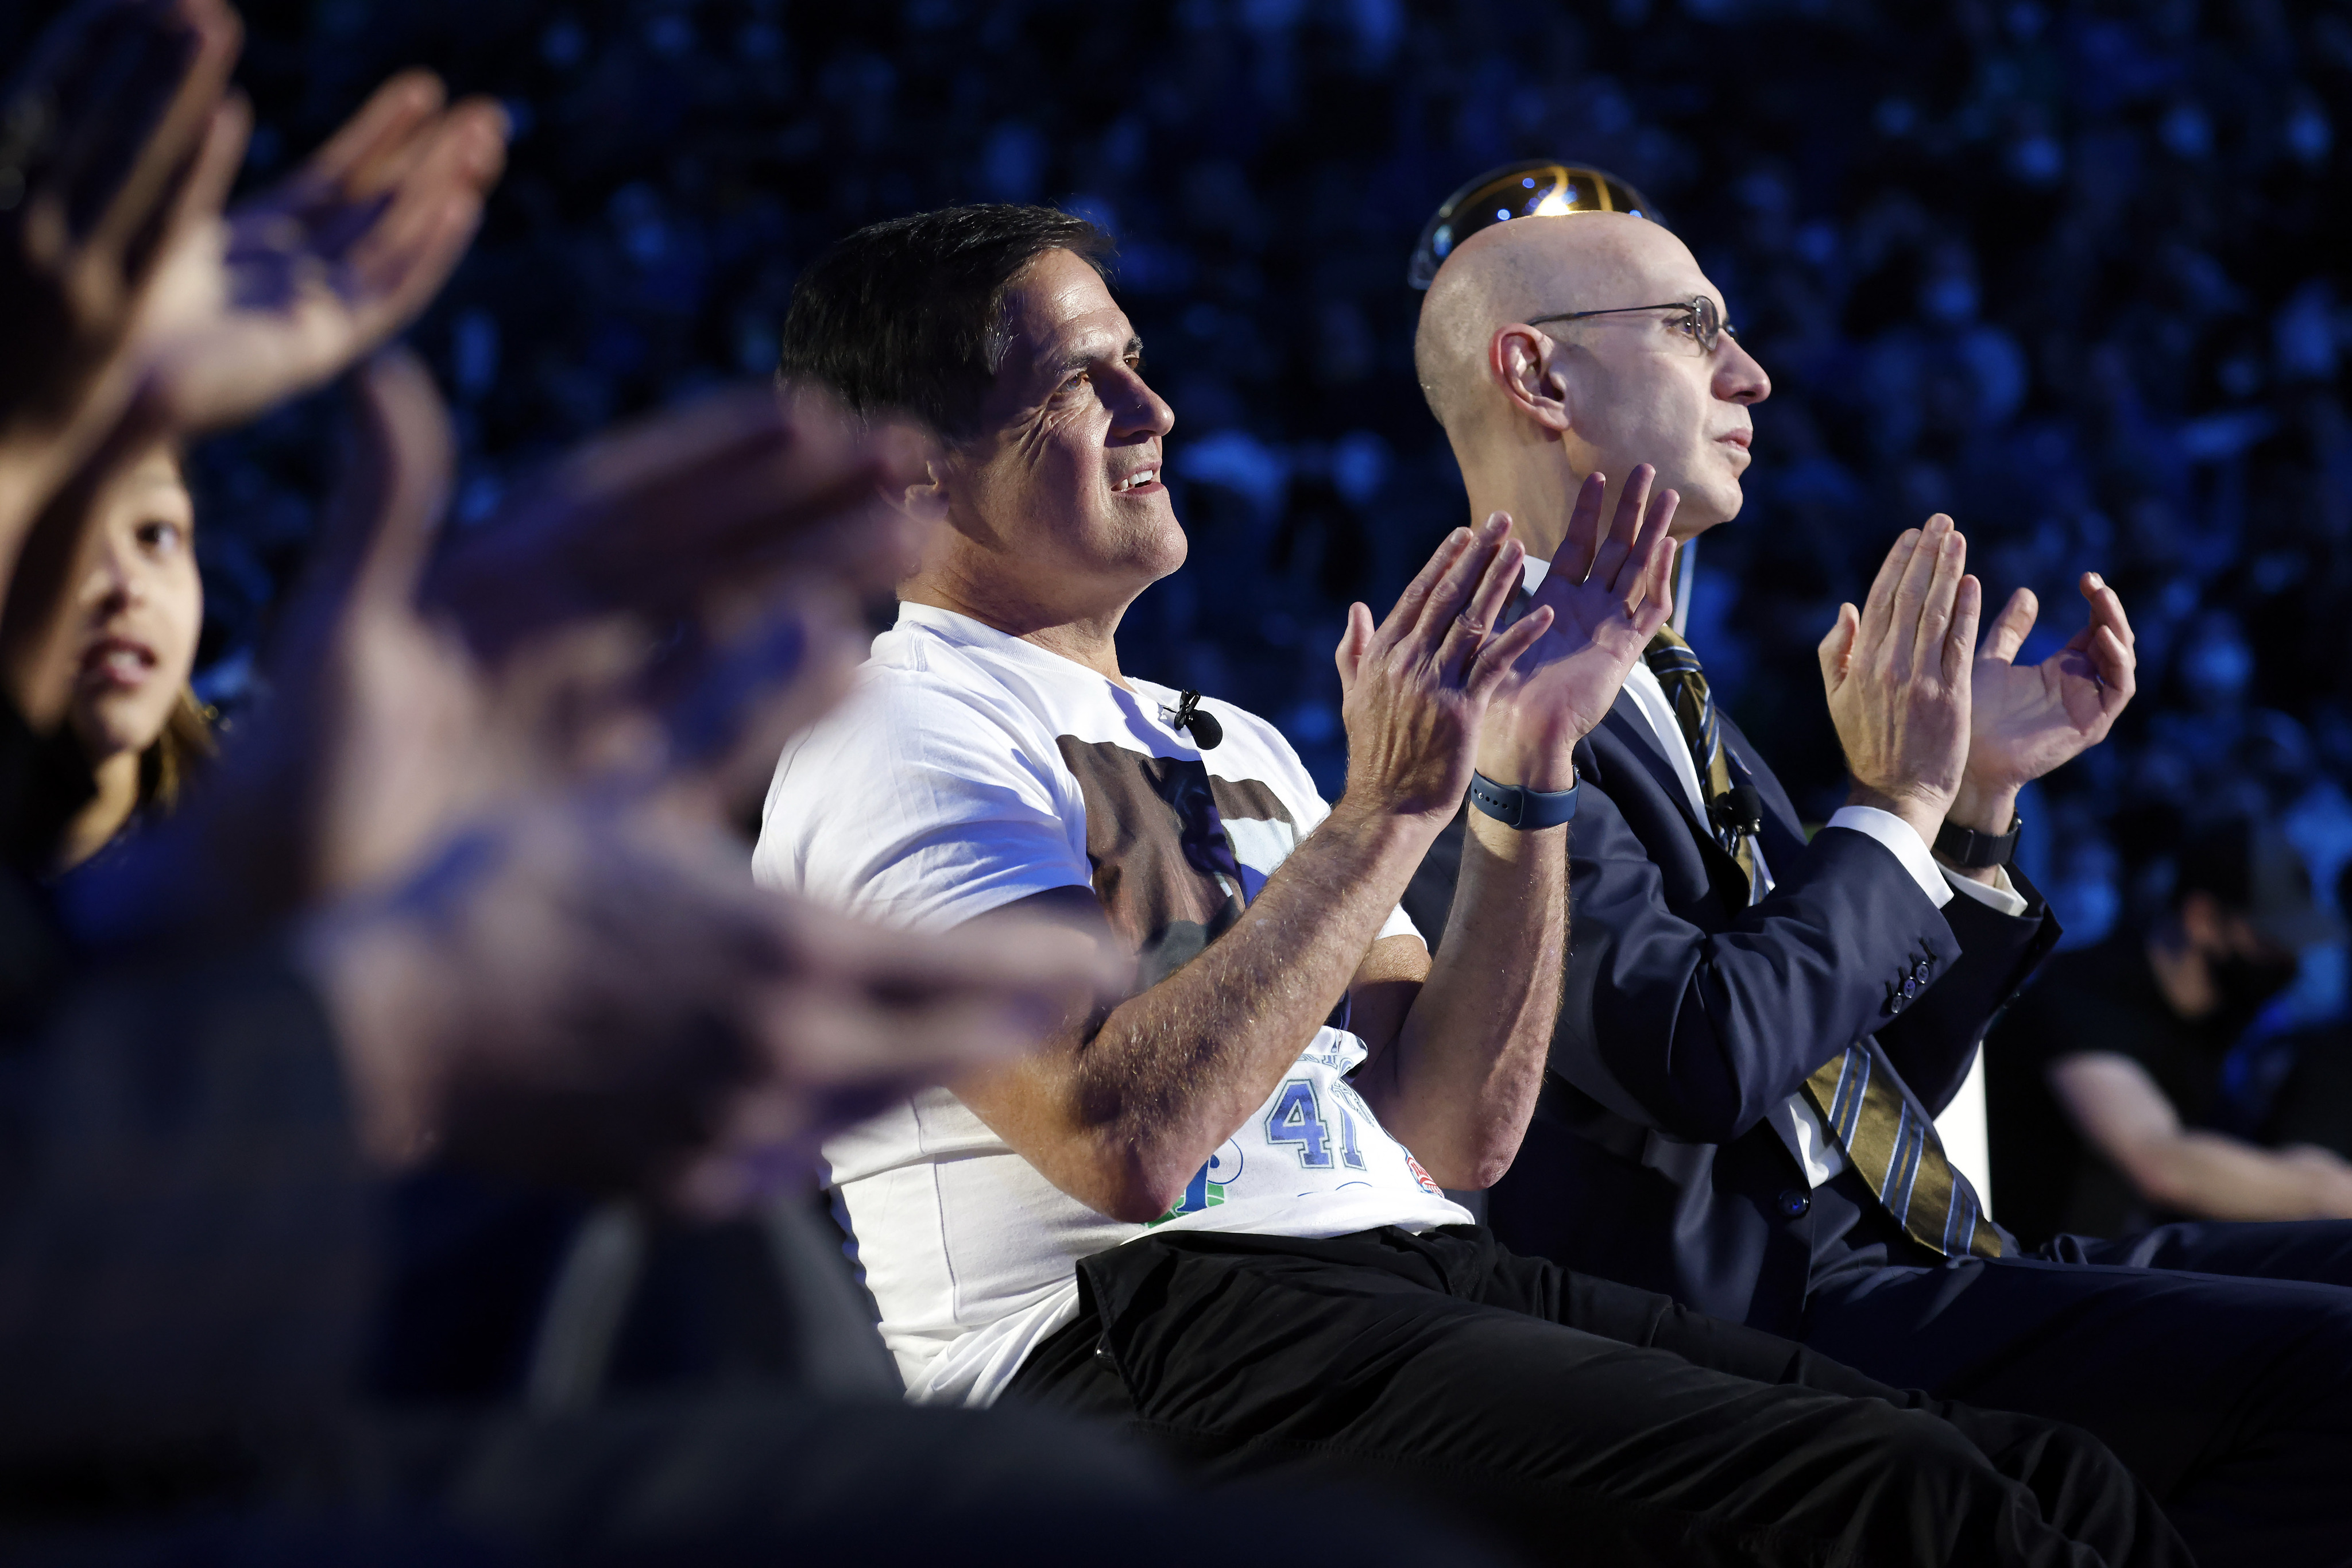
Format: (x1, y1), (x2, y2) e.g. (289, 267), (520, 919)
(1524, 555), (2023, 1186)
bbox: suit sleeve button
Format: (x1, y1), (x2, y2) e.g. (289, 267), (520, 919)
(1777, 1188), (1811, 1218)
(1901, 976), (1919, 997)
(1914, 959), (1931, 980)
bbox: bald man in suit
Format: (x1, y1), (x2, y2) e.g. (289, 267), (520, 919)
(1406, 200), (2352, 1563)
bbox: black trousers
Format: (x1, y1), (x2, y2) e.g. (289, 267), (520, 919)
(1005, 1224), (2187, 1568)
(1804, 1218), (2352, 1568)
(1, 1392), (1506, 1566)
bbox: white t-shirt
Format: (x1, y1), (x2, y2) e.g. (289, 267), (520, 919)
(753, 602), (1470, 1407)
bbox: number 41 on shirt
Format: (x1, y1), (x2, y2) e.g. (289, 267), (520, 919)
(1267, 1077), (1369, 1171)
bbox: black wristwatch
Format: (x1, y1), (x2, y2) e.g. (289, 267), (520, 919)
(1934, 813), (2022, 870)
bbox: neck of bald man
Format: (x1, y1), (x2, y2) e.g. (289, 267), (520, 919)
(1455, 423), (1588, 566)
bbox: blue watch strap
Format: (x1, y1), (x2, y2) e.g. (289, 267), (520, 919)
(1467, 770), (1578, 830)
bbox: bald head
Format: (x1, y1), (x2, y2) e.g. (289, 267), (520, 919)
(1411, 210), (1769, 544)
(1414, 212), (1687, 435)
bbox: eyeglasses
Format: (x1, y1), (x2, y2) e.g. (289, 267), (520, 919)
(1407, 159), (1662, 291)
(1525, 295), (1738, 357)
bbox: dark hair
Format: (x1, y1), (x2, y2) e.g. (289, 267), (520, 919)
(777, 204), (1116, 442)
(138, 686), (215, 811)
(2175, 817), (2264, 911)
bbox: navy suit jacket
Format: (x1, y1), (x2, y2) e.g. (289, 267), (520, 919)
(1405, 692), (2059, 1337)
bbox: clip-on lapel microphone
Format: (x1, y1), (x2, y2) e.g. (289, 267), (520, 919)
(1166, 690), (1223, 750)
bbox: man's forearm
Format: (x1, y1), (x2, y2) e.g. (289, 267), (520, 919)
(2123, 1132), (2352, 1222)
(977, 803), (1438, 1222)
(1361, 811), (1564, 1188)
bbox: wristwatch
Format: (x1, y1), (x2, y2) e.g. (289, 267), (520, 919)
(1934, 812), (2022, 870)
(1468, 770), (1579, 831)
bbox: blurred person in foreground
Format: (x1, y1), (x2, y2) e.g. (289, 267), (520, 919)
(1988, 818), (2352, 1247)
(1406, 161), (2352, 1562)
(1, 0), (506, 1013)
(0, 440), (211, 878)
(0, 10), (1332, 1563)
(756, 202), (2189, 1567)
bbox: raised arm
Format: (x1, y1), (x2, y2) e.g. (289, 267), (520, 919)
(0, 0), (243, 583)
(1554, 516), (1999, 1140)
(959, 520), (1541, 1221)
(1558, 770), (1965, 1140)
(1355, 469), (1677, 1184)
(964, 476), (1674, 1218)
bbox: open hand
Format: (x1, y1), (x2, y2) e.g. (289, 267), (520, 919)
(307, 800), (1117, 1213)
(429, 379), (924, 665)
(0, 0), (243, 543)
(1332, 516), (1554, 826)
(64, 355), (913, 943)
(1477, 466), (1678, 791)
(1954, 571), (2136, 826)
(140, 69), (509, 433)
(1818, 515), (1981, 846)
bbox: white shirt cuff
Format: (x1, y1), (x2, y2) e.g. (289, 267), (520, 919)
(1943, 863), (2029, 918)
(1825, 805), (1952, 908)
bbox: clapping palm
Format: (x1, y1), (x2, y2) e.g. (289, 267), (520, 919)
(68, 352), (921, 943)
(143, 70), (508, 432)
(1479, 467), (1681, 784)
(1966, 572), (2137, 791)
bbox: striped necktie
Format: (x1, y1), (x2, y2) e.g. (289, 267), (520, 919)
(1804, 1047), (2002, 1258)
(1641, 629), (1753, 883)
(1640, 631), (2000, 1259)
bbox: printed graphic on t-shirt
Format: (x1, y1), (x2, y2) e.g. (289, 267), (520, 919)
(772, 605), (1468, 1407)
(1054, 735), (1295, 990)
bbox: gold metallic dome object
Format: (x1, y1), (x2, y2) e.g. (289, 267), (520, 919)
(1407, 160), (1661, 290)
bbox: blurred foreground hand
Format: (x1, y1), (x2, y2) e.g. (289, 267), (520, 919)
(0, 0), (243, 555)
(75, 352), (1111, 1210)
(137, 68), (509, 435)
(1, 0), (512, 564)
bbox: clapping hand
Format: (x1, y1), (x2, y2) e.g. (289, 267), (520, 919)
(68, 354), (918, 939)
(121, 351), (1110, 1211)
(1477, 466), (1680, 792)
(1952, 572), (2137, 828)
(140, 69), (508, 433)
(0, 0), (243, 550)
(1332, 516), (1557, 825)
(1817, 515), (1981, 847)
(292, 357), (1106, 1211)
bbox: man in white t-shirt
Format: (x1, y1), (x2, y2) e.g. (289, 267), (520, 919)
(753, 203), (2181, 1567)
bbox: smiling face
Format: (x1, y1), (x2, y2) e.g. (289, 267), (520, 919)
(920, 247), (1182, 632)
(2, 446), (203, 767)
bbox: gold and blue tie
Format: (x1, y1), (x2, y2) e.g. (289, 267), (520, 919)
(1642, 628), (1753, 882)
(1642, 630), (2001, 1259)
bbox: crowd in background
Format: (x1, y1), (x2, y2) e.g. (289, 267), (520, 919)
(7, 0), (2341, 953)
(7, 0), (2352, 1555)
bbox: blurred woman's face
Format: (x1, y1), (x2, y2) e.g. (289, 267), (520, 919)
(16, 448), (203, 764)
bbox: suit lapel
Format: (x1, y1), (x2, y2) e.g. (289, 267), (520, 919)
(1600, 696), (1753, 913)
(1719, 713), (1807, 871)
(1601, 698), (1712, 843)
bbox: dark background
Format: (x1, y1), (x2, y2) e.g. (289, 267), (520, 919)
(10, 0), (2352, 966)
